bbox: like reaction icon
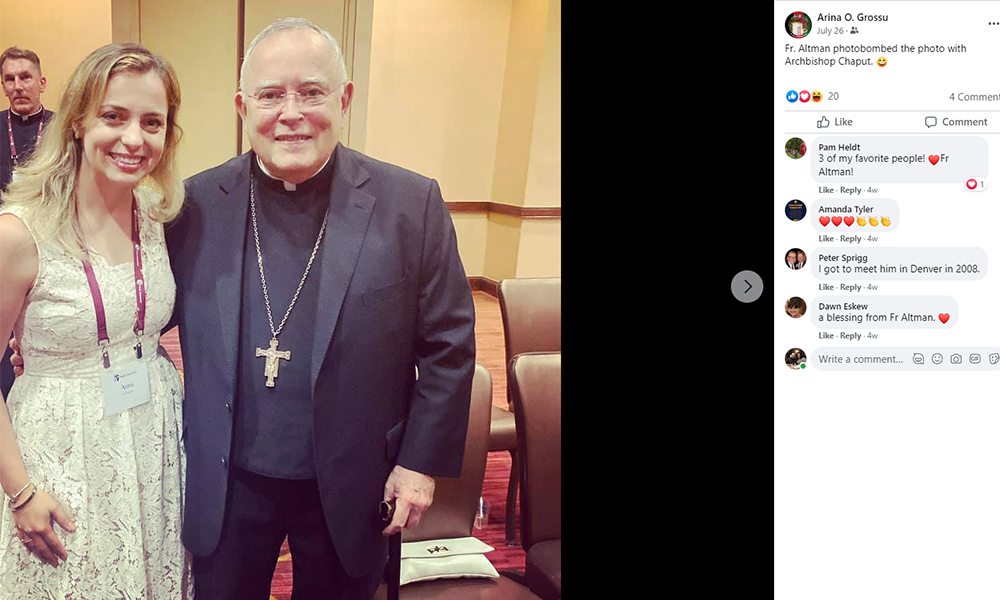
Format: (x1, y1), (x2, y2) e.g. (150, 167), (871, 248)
(817, 116), (830, 129)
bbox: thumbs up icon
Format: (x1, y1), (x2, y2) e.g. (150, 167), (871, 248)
(817, 116), (830, 129)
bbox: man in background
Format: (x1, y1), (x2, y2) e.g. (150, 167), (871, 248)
(1, 46), (53, 400)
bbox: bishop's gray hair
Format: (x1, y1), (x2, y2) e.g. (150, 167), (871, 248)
(239, 17), (348, 91)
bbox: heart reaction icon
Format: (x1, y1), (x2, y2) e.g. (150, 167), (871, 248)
(928, 155), (940, 165)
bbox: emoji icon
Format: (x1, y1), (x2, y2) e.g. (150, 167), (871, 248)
(786, 90), (799, 103)
(913, 353), (925, 365)
(819, 216), (830, 226)
(951, 354), (962, 364)
(857, 218), (867, 227)
(799, 90), (810, 103)
(868, 217), (878, 226)
(812, 90), (823, 102)
(990, 353), (999, 365)
(970, 354), (981, 364)
(939, 313), (950, 324)
(929, 155), (940, 165)
(831, 216), (843, 226)
(967, 178), (978, 190)
(877, 57), (887, 67)
(932, 353), (944, 364)
(881, 217), (891, 227)
(844, 216), (855, 226)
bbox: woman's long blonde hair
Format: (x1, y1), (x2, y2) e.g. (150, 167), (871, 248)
(1, 43), (183, 255)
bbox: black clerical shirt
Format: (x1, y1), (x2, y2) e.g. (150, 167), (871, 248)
(1, 107), (53, 194)
(233, 154), (334, 479)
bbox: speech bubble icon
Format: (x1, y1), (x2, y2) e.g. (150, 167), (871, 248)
(926, 116), (937, 128)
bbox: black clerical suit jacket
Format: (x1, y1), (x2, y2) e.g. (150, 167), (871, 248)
(165, 145), (476, 577)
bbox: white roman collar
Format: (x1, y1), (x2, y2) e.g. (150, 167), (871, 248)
(256, 154), (332, 191)
(13, 105), (43, 122)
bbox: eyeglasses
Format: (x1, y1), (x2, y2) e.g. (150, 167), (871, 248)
(246, 85), (337, 110)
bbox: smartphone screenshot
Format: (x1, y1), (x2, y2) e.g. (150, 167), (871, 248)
(773, 2), (999, 597)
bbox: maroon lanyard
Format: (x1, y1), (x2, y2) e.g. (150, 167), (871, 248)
(81, 195), (146, 368)
(6, 106), (45, 163)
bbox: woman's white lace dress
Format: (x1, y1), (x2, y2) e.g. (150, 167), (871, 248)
(0, 192), (192, 599)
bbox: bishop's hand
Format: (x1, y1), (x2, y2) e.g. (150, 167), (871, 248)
(381, 465), (435, 535)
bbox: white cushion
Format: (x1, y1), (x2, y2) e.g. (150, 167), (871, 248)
(399, 537), (499, 585)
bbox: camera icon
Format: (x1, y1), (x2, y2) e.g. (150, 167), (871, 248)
(950, 353), (962, 365)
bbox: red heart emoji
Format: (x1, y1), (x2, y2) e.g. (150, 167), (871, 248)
(844, 216), (855, 226)
(928, 155), (940, 165)
(832, 216), (843, 226)
(939, 313), (950, 324)
(819, 216), (831, 226)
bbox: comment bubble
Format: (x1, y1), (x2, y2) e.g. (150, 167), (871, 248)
(811, 296), (956, 328)
(811, 198), (898, 233)
(810, 347), (1000, 371)
(810, 136), (988, 183)
(812, 247), (987, 280)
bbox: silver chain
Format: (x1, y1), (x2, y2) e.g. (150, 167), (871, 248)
(250, 179), (330, 340)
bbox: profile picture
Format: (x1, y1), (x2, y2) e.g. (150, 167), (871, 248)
(785, 12), (812, 38)
(785, 199), (807, 221)
(784, 248), (807, 270)
(785, 297), (807, 318)
(785, 137), (807, 159)
(785, 348), (807, 370)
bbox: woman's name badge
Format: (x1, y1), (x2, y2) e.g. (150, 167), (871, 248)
(101, 361), (152, 417)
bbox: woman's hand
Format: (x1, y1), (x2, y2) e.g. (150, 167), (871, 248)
(12, 488), (76, 566)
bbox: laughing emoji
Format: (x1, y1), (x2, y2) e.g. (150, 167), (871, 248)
(811, 90), (823, 102)
(877, 57), (887, 67)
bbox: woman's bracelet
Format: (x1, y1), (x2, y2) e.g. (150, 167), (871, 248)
(5, 481), (32, 505)
(10, 487), (37, 512)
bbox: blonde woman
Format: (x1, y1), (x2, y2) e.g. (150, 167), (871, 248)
(0, 44), (191, 597)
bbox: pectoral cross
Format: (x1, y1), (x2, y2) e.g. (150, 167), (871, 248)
(255, 338), (291, 388)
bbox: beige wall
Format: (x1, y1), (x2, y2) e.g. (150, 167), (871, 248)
(523, 0), (560, 209)
(135, 0), (238, 179)
(490, 0), (548, 210)
(0, 0), (112, 113)
(365, 0), (510, 204)
(451, 213), (487, 277)
(516, 219), (560, 277)
(482, 213), (522, 282)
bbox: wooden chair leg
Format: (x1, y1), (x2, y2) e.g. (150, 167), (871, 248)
(506, 449), (519, 546)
